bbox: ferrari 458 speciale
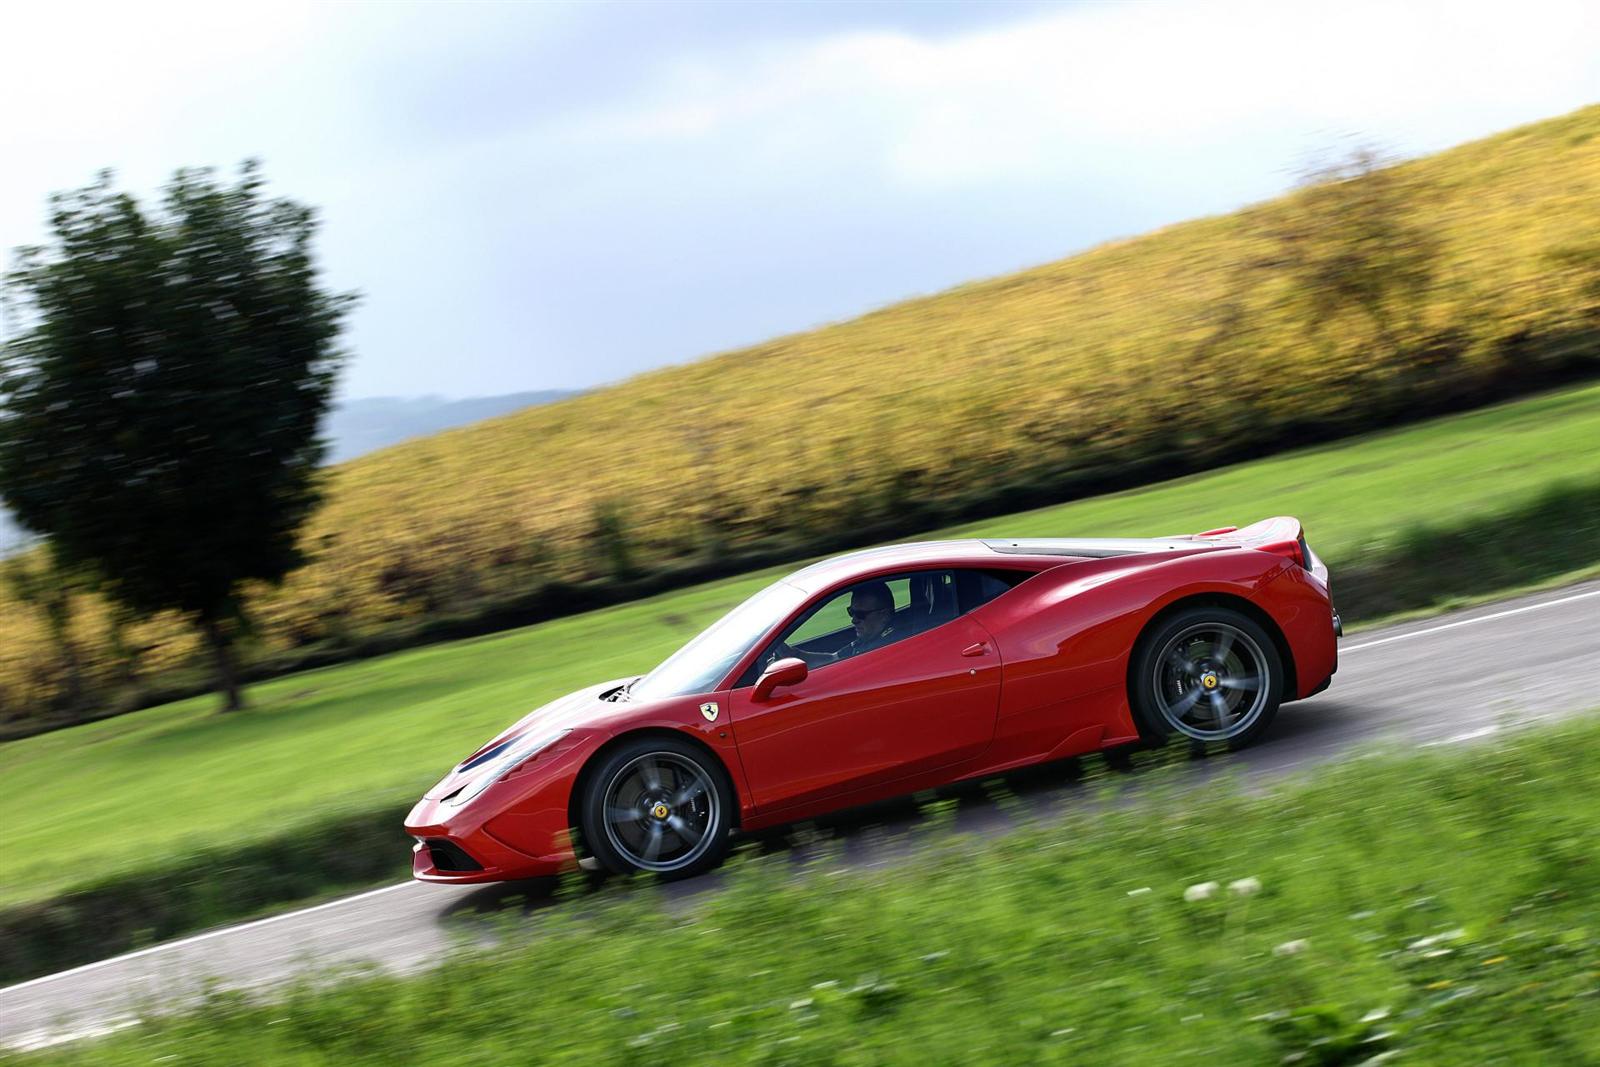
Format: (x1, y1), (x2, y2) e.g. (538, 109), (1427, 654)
(406, 516), (1339, 881)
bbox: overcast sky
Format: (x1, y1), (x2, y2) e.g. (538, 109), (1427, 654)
(3, 0), (1598, 400)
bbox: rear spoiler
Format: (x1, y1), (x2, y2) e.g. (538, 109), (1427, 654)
(982, 515), (1314, 569)
(1184, 516), (1311, 569)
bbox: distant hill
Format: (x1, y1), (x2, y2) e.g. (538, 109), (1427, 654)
(0, 390), (576, 552)
(321, 391), (578, 464)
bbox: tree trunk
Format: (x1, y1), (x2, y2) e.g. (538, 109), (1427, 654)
(107, 607), (142, 691)
(44, 601), (86, 722)
(202, 616), (245, 713)
(58, 635), (86, 723)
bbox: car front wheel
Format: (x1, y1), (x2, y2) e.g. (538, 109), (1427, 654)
(579, 736), (733, 879)
(1130, 606), (1284, 750)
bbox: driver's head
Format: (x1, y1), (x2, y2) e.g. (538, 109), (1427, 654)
(848, 581), (894, 640)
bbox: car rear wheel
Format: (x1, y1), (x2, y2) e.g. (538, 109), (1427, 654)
(579, 736), (733, 879)
(1130, 606), (1284, 750)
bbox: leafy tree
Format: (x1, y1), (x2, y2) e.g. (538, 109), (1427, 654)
(1, 543), (87, 719)
(591, 500), (638, 582)
(0, 163), (355, 712)
(1261, 147), (1440, 352)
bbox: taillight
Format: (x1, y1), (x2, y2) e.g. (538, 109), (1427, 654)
(1259, 537), (1306, 567)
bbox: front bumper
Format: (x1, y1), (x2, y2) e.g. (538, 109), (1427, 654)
(404, 735), (597, 884)
(408, 832), (574, 884)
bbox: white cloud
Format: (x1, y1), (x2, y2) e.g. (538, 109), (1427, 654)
(554, 0), (1600, 191)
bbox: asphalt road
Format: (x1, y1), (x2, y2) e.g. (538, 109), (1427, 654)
(6, 580), (1600, 1052)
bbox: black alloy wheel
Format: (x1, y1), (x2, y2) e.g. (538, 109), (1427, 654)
(1130, 606), (1285, 750)
(579, 735), (733, 878)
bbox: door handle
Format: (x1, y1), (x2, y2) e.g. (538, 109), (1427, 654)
(960, 642), (989, 657)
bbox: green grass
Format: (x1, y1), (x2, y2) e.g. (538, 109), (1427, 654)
(940, 376), (1600, 549)
(16, 713), (1600, 1065)
(3, 379), (1600, 917)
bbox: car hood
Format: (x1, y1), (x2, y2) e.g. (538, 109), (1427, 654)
(423, 677), (637, 800)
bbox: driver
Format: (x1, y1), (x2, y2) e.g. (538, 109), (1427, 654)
(836, 581), (897, 659)
(774, 580), (897, 668)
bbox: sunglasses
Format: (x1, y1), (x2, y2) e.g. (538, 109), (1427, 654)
(846, 605), (889, 620)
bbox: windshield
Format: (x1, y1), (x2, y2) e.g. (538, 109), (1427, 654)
(628, 579), (809, 701)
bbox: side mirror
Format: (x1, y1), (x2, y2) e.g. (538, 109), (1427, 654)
(753, 657), (807, 701)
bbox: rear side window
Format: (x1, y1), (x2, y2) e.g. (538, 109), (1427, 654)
(955, 568), (1032, 614)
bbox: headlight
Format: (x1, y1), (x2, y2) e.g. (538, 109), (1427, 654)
(447, 728), (571, 808)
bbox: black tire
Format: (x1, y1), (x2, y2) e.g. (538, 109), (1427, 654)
(1129, 606), (1284, 751)
(578, 735), (734, 879)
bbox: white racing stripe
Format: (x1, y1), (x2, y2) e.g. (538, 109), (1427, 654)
(0, 880), (418, 996)
(1341, 588), (1600, 654)
(6, 583), (1598, 1006)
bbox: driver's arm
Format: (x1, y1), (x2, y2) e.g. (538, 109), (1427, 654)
(770, 640), (836, 669)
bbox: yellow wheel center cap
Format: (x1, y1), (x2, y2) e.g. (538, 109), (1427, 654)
(651, 803), (670, 820)
(1201, 673), (1219, 690)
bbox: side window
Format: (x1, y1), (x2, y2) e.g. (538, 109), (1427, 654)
(736, 571), (952, 687)
(953, 568), (1032, 614)
(785, 576), (911, 648)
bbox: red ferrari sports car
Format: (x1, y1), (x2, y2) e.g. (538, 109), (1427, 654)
(405, 516), (1338, 882)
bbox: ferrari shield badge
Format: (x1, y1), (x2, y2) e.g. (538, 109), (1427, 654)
(700, 701), (719, 722)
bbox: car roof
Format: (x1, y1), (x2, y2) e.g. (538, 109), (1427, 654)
(783, 539), (1069, 593)
(783, 535), (1215, 593)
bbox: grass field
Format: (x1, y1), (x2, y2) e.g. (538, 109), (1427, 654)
(3, 379), (1600, 916)
(5, 103), (1600, 728)
(14, 712), (1600, 1064)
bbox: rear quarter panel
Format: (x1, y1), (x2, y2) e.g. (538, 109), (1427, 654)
(968, 549), (1300, 765)
(1253, 563), (1339, 699)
